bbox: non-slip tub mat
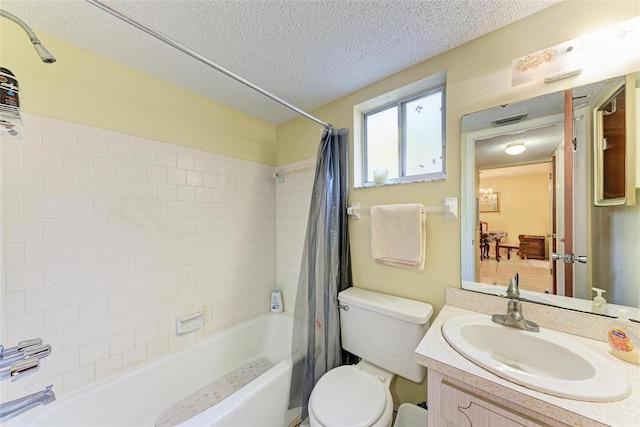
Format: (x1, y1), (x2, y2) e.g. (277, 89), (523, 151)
(155, 357), (274, 427)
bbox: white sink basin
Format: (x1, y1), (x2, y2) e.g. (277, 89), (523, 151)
(442, 314), (631, 402)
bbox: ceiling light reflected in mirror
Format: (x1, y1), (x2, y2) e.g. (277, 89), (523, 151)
(505, 142), (526, 155)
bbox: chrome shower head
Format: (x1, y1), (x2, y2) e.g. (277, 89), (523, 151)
(0, 9), (56, 64)
(33, 42), (56, 64)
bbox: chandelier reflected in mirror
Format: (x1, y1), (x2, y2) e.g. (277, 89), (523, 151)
(477, 186), (494, 204)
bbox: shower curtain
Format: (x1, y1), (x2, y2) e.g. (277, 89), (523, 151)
(289, 127), (353, 422)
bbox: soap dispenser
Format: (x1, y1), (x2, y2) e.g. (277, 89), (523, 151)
(270, 284), (283, 313)
(591, 287), (608, 314)
(607, 309), (640, 364)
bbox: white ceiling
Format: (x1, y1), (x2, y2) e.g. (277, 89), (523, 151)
(1, 0), (560, 125)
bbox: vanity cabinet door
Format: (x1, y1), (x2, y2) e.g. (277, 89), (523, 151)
(439, 382), (547, 427)
(427, 371), (562, 427)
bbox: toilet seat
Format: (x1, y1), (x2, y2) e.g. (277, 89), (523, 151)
(309, 365), (389, 427)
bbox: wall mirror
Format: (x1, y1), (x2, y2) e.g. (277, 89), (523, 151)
(461, 72), (639, 322)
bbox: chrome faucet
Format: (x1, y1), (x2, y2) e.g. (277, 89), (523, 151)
(492, 299), (539, 332)
(0, 385), (56, 423)
(1, 339), (50, 369)
(0, 338), (55, 421)
(1, 339), (41, 368)
(505, 272), (519, 299)
(0, 359), (40, 382)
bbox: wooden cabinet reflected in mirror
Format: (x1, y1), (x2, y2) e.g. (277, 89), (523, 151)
(601, 87), (625, 199)
(594, 75), (636, 206)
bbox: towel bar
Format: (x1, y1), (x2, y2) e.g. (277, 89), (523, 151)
(347, 197), (458, 221)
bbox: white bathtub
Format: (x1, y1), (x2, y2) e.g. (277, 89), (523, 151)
(13, 313), (297, 427)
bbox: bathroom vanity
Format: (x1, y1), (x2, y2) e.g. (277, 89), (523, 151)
(415, 288), (640, 427)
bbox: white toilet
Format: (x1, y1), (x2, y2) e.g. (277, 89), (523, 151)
(308, 287), (434, 427)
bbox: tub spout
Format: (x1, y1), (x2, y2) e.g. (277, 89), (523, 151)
(0, 385), (55, 423)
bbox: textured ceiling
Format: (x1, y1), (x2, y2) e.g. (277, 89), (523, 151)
(464, 78), (618, 169)
(475, 124), (563, 169)
(1, 0), (560, 124)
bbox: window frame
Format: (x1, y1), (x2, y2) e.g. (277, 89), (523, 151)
(362, 83), (446, 186)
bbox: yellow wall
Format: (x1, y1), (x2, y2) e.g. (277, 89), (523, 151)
(0, 22), (276, 164)
(479, 173), (550, 253)
(276, 0), (639, 309)
(2, 0), (639, 407)
(275, 0), (639, 403)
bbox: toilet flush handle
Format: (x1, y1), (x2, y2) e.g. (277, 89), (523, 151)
(337, 304), (350, 311)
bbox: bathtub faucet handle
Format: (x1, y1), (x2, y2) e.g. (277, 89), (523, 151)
(1, 338), (42, 359)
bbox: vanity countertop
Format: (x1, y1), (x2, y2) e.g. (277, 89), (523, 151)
(416, 304), (640, 427)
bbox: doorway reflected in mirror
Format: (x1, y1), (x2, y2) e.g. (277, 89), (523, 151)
(461, 73), (640, 322)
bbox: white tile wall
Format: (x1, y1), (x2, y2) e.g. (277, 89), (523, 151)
(275, 159), (315, 313)
(1, 113), (277, 399)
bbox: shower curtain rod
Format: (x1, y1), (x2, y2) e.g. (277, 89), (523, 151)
(86, 0), (332, 130)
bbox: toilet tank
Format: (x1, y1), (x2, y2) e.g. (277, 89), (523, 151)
(338, 288), (434, 383)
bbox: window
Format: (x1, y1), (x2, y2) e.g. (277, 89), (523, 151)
(354, 74), (446, 187)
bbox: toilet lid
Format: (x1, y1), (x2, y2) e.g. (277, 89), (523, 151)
(310, 365), (387, 427)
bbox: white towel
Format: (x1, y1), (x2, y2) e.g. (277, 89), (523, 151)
(370, 203), (426, 271)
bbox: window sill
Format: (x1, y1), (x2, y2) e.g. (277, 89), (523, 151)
(354, 175), (446, 189)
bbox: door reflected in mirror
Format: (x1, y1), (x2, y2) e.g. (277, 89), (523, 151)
(461, 73), (640, 322)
